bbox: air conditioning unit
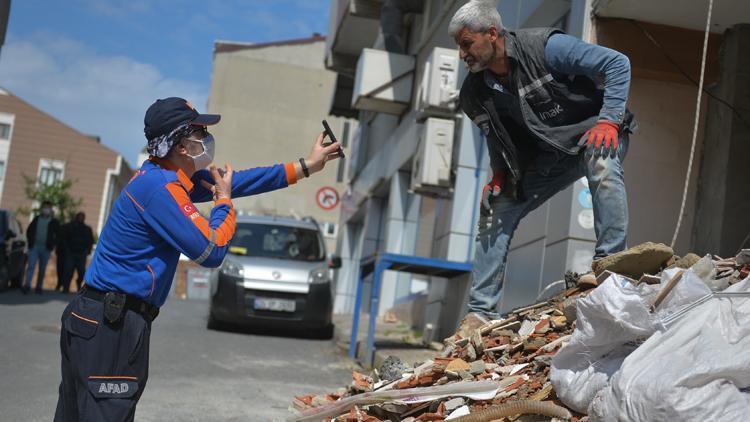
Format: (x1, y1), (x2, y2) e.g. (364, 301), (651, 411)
(411, 118), (455, 196)
(352, 48), (415, 115)
(418, 47), (459, 115)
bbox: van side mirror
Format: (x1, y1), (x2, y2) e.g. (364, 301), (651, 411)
(328, 255), (342, 269)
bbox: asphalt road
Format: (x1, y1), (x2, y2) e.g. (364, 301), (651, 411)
(0, 289), (353, 421)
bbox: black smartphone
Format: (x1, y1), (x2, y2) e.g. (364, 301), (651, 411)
(322, 119), (345, 158)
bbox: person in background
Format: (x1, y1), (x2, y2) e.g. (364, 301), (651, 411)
(62, 211), (94, 293)
(23, 200), (60, 294)
(54, 218), (69, 292)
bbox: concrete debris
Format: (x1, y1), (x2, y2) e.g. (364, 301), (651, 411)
(469, 360), (486, 376)
(446, 404), (470, 419)
(292, 282), (597, 422)
(576, 273), (598, 288)
(561, 298), (577, 323)
(591, 242), (674, 279)
(443, 397), (466, 412)
(736, 249), (750, 266)
(668, 253), (701, 269)
(463, 343), (477, 362)
(471, 329), (484, 355)
(379, 355), (409, 382)
(291, 247), (750, 421)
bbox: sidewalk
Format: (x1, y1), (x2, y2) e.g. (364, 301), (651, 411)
(332, 313), (440, 370)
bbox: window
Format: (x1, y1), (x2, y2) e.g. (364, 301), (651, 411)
(0, 160), (5, 181)
(0, 123), (10, 140)
(39, 166), (63, 185)
(228, 223), (325, 262)
(38, 159), (65, 186)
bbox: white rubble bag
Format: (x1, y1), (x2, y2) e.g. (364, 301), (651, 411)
(549, 269), (712, 415)
(589, 276), (750, 421)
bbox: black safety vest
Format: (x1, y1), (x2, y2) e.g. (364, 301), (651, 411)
(459, 28), (633, 182)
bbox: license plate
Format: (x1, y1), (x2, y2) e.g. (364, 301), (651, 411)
(253, 298), (296, 312)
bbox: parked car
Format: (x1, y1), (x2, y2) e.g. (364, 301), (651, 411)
(208, 215), (341, 337)
(0, 209), (27, 291)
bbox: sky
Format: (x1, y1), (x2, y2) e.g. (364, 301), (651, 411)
(0, 0), (330, 165)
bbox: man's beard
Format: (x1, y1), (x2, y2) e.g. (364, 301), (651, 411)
(466, 61), (486, 73)
(466, 45), (495, 73)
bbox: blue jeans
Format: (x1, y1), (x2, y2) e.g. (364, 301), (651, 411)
(468, 134), (629, 318)
(25, 245), (51, 290)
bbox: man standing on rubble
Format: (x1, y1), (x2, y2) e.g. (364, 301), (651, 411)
(53, 97), (341, 421)
(450, 1), (635, 319)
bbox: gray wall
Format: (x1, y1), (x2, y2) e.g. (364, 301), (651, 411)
(208, 40), (352, 253)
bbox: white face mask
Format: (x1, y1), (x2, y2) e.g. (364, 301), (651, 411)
(187, 134), (215, 170)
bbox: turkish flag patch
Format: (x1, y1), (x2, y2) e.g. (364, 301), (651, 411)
(181, 203), (199, 219)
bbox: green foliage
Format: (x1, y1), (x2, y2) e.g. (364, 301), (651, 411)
(16, 174), (84, 222)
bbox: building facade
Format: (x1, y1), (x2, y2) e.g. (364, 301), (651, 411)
(206, 35), (353, 253)
(325, 0), (749, 339)
(0, 88), (132, 232)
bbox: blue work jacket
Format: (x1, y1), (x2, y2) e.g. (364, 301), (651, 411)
(85, 158), (298, 306)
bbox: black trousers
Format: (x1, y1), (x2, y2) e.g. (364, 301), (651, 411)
(54, 294), (151, 421)
(55, 251), (66, 290)
(63, 253), (87, 292)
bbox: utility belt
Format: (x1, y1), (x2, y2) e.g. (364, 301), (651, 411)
(82, 287), (160, 323)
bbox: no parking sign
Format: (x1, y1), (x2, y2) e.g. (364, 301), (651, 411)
(316, 186), (339, 210)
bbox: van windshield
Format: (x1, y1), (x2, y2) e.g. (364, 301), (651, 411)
(228, 223), (324, 262)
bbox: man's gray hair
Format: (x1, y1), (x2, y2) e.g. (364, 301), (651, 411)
(448, 0), (503, 38)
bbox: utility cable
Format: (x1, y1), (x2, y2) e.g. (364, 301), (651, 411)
(622, 18), (750, 131)
(670, 0), (714, 249)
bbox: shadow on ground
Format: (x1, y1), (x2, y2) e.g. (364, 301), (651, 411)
(0, 288), (74, 306)
(207, 319), (335, 341)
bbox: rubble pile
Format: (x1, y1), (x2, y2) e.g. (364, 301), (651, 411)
(290, 245), (750, 421)
(292, 286), (593, 421)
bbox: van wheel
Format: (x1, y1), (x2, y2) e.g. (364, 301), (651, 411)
(207, 313), (222, 331)
(316, 323), (334, 340)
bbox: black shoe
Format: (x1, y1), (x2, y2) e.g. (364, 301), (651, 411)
(20, 286), (28, 295)
(35, 288), (42, 294)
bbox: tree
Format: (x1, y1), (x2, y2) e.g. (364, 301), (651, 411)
(17, 174), (84, 222)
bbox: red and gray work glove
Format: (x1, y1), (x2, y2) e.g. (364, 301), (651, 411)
(481, 170), (506, 213)
(578, 120), (620, 159)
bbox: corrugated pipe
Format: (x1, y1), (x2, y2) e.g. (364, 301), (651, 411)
(450, 400), (572, 422)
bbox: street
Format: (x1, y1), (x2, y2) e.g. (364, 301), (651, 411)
(0, 290), (352, 421)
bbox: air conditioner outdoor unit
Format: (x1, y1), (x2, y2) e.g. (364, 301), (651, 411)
(352, 48), (415, 115)
(411, 117), (455, 196)
(418, 47), (459, 114)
